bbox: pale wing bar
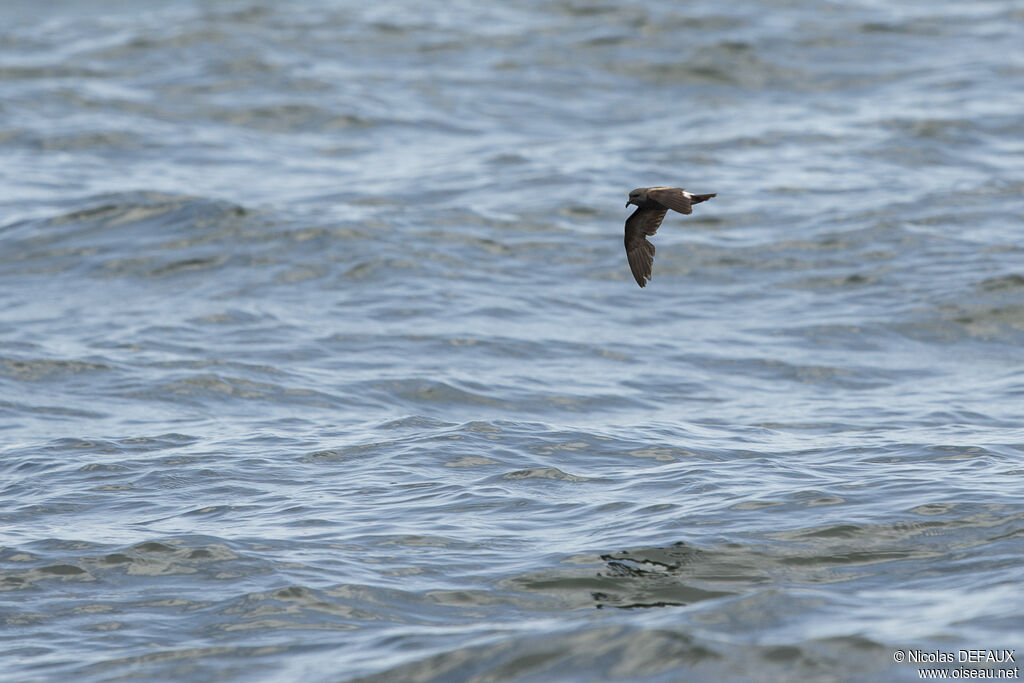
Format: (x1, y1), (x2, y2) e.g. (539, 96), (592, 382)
(646, 187), (694, 215)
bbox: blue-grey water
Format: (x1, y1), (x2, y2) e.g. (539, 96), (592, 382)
(2, 1), (1023, 681)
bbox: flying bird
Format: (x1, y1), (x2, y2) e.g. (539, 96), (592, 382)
(624, 186), (716, 288)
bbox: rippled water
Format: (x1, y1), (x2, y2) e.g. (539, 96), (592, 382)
(2, 1), (1023, 681)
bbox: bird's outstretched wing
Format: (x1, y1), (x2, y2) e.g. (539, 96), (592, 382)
(647, 187), (693, 215)
(624, 206), (668, 288)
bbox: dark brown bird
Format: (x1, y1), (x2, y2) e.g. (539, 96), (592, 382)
(624, 186), (717, 288)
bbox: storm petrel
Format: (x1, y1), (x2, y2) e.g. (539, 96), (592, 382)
(624, 186), (717, 288)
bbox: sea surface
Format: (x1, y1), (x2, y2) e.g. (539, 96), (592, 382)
(1, 1), (1023, 681)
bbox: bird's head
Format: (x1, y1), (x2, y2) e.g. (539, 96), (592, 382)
(626, 188), (646, 207)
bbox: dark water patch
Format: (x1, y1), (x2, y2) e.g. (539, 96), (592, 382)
(0, 400), (106, 421)
(980, 274), (1024, 291)
(350, 624), (897, 683)
(0, 64), (108, 80)
(0, 357), (113, 381)
(502, 467), (591, 482)
(0, 193), (258, 282)
(128, 372), (351, 410)
(12, 130), (149, 152)
(206, 104), (377, 134)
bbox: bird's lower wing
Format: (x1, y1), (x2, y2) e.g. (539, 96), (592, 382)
(624, 207), (667, 288)
(626, 238), (655, 288)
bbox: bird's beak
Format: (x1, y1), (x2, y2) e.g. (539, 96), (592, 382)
(625, 201), (630, 207)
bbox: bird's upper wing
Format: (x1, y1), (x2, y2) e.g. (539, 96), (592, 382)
(624, 206), (668, 288)
(646, 187), (693, 215)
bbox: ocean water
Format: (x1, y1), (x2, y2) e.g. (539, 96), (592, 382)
(1, 1), (1023, 681)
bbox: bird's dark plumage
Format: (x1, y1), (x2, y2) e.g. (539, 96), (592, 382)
(624, 186), (716, 288)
